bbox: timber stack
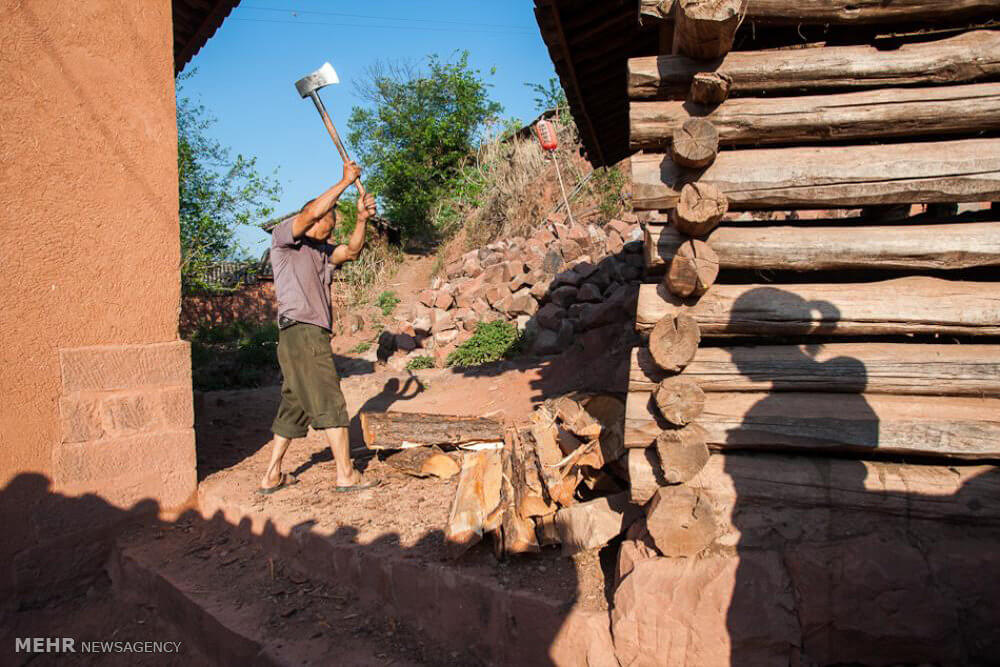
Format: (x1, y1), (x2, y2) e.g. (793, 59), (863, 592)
(534, 0), (1000, 664)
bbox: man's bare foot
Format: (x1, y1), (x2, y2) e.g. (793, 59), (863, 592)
(260, 466), (282, 490)
(335, 468), (364, 488)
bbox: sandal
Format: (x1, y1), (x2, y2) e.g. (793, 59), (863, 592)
(333, 476), (381, 493)
(257, 472), (300, 495)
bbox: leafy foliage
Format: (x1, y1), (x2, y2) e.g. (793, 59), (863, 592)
(446, 320), (521, 367)
(376, 290), (400, 316)
(347, 52), (503, 237)
(589, 166), (627, 220)
(188, 320), (279, 390)
(405, 355), (435, 371)
(525, 77), (569, 116)
(348, 341), (371, 354)
(177, 71), (281, 293)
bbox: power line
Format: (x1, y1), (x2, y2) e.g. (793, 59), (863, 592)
(242, 4), (535, 31)
(231, 16), (536, 36)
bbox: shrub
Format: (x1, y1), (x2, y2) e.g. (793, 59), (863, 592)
(376, 290), (400, 316)
(589, 166), (627, 221)
(405, 355), (435, 370)
(446, 320), (521, 367)
(187, 319), (278, 391)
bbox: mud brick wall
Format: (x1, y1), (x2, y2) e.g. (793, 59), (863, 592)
(0, 1), (195, 603)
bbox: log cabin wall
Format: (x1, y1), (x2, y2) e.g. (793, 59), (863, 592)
(622, 5), (1000, 462)
(537, 2), (1000, 662)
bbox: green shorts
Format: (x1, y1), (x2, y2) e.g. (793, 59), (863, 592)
(271, 323), (350, 439)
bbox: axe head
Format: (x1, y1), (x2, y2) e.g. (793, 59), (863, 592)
(295, 62), (340, 98)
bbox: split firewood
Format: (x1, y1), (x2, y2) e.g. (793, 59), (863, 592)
(384, 446), (460, 479)
(547, 396), (603, 440)
(530, 406), (585, 507)
(535, 492), (641, 556)
(671, 183), (728, 237)
(666, 240), (719, 298)
(645, 485), (718, 557)
(654, 377), (706, 426)
(515, 429), (557, 517)
(689, 71), (732, 105)
(628, 448), (666, 505)
(557, 427), (586, 456)
(444, 449), (503, 558)
(649, 313), (701, 373)
(673, 0), (742, 60)
(580, 394), (626, 463)
(655, 423), (709, 484)
(360, 411), (503, 450)
(494, 429), (540, 557)
(671, 118), (719, 169)
(530, 406), (566, 467)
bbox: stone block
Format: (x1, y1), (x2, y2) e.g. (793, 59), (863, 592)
(531, 228), (556, 245)
(554, 270), (583, 288)
(471, 298), (491, 317)
(54, 429), (196, 489)
(532, 329), (560, 356)
(433, 291), (455, 310)
(418, 289), (437, 307)
(59, 394), (105, 444)
(551, 222), (570, 239)
(60, 341), (191, 393)
(395, 333), (417, 351)
(481, 251), (503, 267)
(530, 279), (551, 301)
(573, 260), (598, 279)
(606, 230), (625, 255)
(157, 386), (195, 431)
(482, 262), (512, 285)
(507, 289), (539, 316)
(558, 239), (584, 262)
(542, 250), (564, 274)
(550, 285), (578, 308)
(432, 309), (456, 332)
(485, 284), (512, 307)
(565, 224), (591, 245)
(577, 283), (603, 303)
(607, 219), (631, 237)
(536, 303), (565, 331)
(445, 260), (464, 279)
(434, 329), (460, 346)
(611, 554), (799, 667)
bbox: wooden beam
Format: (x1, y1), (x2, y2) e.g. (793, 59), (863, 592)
(639, 0), (1000, 25)
(628, 30), (1000, 100)
(360, 411), (503, 450)
(629, 344), (1000, 396)
(644, 221), (1000, 273)
(635, 278), (1000, 336)
(625, 390), (1000, 459)
(631, 138), (1000, 210)
(631, 83), (1000, 150)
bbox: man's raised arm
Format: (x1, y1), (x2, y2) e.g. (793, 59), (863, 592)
(332, 192), (377, 265)
(291, 161), (362, 239)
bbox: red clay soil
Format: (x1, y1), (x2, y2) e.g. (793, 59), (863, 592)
(195, 354), (625, 617)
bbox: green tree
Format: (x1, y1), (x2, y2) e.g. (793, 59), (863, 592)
(176, 72), (281, 292)
(347, 52), (503, 237)
(525, 77), (569, 115)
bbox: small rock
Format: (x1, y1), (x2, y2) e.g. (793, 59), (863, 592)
(542, 250), (564, 274)
(537, 303), (565, 330)
(532, 228), (557, 245)
(606, 231), (625, 255)
(607, 219), (631, 237)
(418, 289), (436, 308)
(482, 262), (512, 284)
(554, 270), (583, 288)
(551, 285), (578, 308)
(508, 288), (539, 316)
(433, 291), (455, 310)
(573, 260), (598, 279)
(433, 309), (456, 332)
(435, 329), (460, 346)
(471, 298), (491, 316)
(578, 283), (602, 302)
(394, 333), (417, 351)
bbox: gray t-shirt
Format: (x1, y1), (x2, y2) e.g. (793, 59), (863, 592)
(270, 218), (335, 331)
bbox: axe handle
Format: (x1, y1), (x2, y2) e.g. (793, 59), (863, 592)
(308, 92), (367, 198)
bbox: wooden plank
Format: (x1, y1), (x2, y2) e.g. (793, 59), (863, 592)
(637, 0), (1000, 25)
(630, 344), (1000, 396)
(631, 83), (1000, 149)
(360, 411), (502, 450)
(645, 222), (1000, 273)
(635, 278), (1000, 336)
(632, 138), (1000, 210)
(673, 0), (741, 60)
(628, 30), (1000, 99)
(445, 449), (504, 558)
(535, 492), (641, 556)
(625, 390), (1000, 459)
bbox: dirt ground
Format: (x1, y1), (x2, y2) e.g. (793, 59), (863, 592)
(195, 352), (625, 618)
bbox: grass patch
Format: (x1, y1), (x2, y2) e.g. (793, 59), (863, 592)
(446, 320), (521, 367)
(376, 290), (400, 317)
(349, 341), (372, 354)
(589, 166), (627, 221)
(188, 320), (279, 391)
(405, 355), (435, 370)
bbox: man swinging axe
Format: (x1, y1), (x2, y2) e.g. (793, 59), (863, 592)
(259, 63), (377, 494)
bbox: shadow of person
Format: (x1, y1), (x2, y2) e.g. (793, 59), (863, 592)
(722, 288), (880, 664)
(291, 375), (425, 478)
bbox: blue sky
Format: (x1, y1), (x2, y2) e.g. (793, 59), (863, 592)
(180, 1), (558, 255)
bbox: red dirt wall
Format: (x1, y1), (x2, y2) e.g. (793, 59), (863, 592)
(0, 0), (195, 602)
(180, 283), (277, 335)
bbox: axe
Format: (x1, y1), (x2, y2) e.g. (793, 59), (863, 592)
(295, 62), (367, 197)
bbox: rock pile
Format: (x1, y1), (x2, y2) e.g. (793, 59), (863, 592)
(382, 213), (646, 366)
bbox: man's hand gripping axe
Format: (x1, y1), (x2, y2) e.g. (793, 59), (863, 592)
(295, 62), (366, 197)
